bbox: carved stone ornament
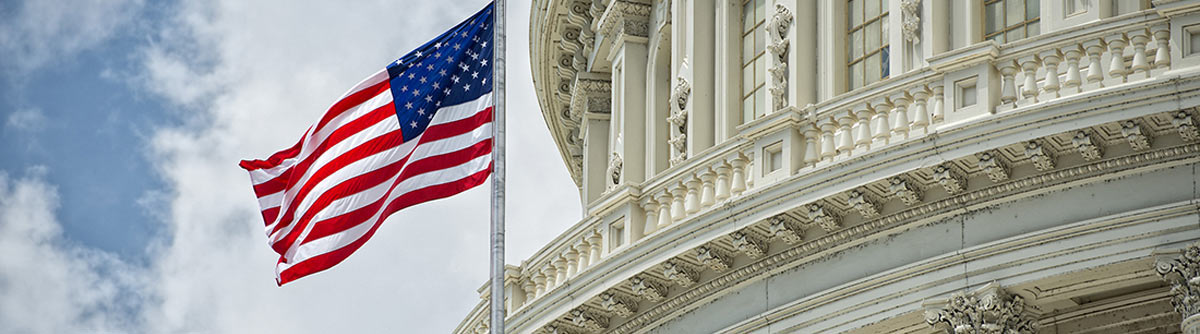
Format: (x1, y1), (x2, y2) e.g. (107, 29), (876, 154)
(847, 189), (880, 218)
(629, 275), (667, 301)
(977, 151), (1010, 183)
(1174, 111), (1199, 141)
(597, 1), (652, 39)
(1121, 120), (1152, 151)
(766, 214), (804, 244)
(730, 230), (767, 258)
(1024, 140), (1056, 171)
(662, 260), (699, 286)
(807, 203), (841, 232)
(889, 177), (923, 206)
(668, 76), (691, 166)
(569, 308), (609, 332)
(608, 152), (623, 188)
(696, 246), (733, 271)
(924, 284), (1038, 334)
(767, 4), (792, 111)
(599, 292), (638, 317)
(932, 163), (966, 194)
(1157, 242), (1200, 321)
(1072, 130), (1103, 161)
(901, 0), (921, 43)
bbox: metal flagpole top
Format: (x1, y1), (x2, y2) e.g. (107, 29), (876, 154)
(489, 0), (506, 334)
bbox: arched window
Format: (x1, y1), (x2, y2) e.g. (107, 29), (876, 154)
(847, 0), (889, 90)
(741, 0), (766, 124)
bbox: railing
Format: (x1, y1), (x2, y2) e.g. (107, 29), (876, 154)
(499, 10), (1174, 319)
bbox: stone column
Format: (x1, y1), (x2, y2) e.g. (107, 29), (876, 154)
(682, 0), (716, 155)
(602, 3), (651, 186)
(1157, 242), (1200, 334)
(924, 283), (1037, 333)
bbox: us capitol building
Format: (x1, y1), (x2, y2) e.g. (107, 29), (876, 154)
(458, 0), (1200, 333)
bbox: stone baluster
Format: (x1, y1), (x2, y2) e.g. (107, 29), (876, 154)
(1083, 39), (1107, 87)
(930, 82), (945, 124)
(1128, 28), (1151, 79)
(1152, 24), (1171, 69)
(684, 175), (701, 214)
(1039, 49), (1062, 98)
(641, 199), (659, 236)
(699, 168), (716, 207)
(818, 116), (837, 162)
(533, 273), (547, 297)
(730, 155), (748, 195)
(714, 162), (732, 201)
(835, 112), (855, 157)
(997, 61), (1020, 106)
(542, 264), (557, 291)
(871, 98), (892, 146)
(802, 124), (821, 167)
(669, 182), (687, 220)
(565, 249), (579, 277)
(891, 92), (911, 140)
(553, 256), (568, 283)
(910, 86), (931, 136)
(1018, 55), (1040, 102)
(575, 240), (591, 270)
(522, 278), (537, 303)
(853, 104), (873, 150)
(587, 232), (602, 264)
(1062, 45), (1084, 94)
(655, 191), (673, 229)
(1105, 33), (1129, 83)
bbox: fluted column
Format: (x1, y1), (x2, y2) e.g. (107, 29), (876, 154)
(641, 199), (659, 236)
(714, 163), (731, 201)
(835, 112), (855, 158)
(910, 87), (931, 136)
(997, 61), (1019, 106)
(929, 83), (945, 124)
(1040, 49), (1062, 98)
(802, 124), (821, 167)
(818, 117), (837, 162)
(587, 232), (602, 264)
(1018, 55), (1040, 102)
(1083, 39), (1107, 87)
(655, 191), (673, 229)
(1157, 242), (1200, 334)
(890, 93), (911, 140)
(730, 154), (748, 195)
(1153, 24), (1171, 69)
(1128, 28), (1151, 79)
(1105, 33), (1129, 83)
(853, 105), (873, 150)
(870, 98), (892, 145)
(1062, 45), (1084, 94)
(669, 182), (686, 220)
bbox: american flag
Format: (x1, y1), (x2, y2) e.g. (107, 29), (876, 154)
(239, 3), (495, 285)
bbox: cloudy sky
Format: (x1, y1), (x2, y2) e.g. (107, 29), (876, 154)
(0, 0), (581, 332)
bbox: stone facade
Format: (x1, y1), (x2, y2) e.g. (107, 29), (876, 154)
(457, 1), (1200, 333)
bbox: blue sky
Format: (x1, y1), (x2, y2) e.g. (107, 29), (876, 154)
(0, 0), (580, 332)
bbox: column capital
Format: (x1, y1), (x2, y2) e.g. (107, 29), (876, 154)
(1157, 242), (1200, 323)
(924, 283), (1037, 334)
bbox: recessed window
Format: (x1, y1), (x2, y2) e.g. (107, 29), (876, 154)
(984, 0), (1040, 44)
(742, 0), (767, 124)
(847, 0), (890, 90)
(956, 78), (978, 109)
(765, 142), (783, 173)
(610, 220), (625, 249)
(1189, 26), (1200, 56)
(1064, 0), (1086, 16)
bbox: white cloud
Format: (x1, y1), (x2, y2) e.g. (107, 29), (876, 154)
(5, 108), (47, 133)
(131, 0), (583, 332)
(0, 0), (145, 74)
(0, 168), (148, 333)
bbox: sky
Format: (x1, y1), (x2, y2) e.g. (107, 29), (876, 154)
(0, 0), (581, 332)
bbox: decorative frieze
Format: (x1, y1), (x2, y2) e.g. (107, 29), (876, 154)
(1121, 120), (1152, 151)
(599, 292), (638, 317)
(977, 151), (1010, 182)
(662, 260), (699, 287)
(924, 284), (1037, 334)
(569, 308), (608, 332)
(766, 214), (804, 243)
(696, 246), (733, 271)
(807, 203), (841, 232)
(1072, 130), (1103, 161)
(1173, 111), (1199, 141)
(1024, 140), (1055, 171)
(629, 275), (667, 301)
(1156, 242), (1200, 321)
(846, 189), (880, 218)
(889, 177), (922, 206)
(932, 163), (966, 194)
(730, 230), (767, 258)
(766, 4), (792, 111)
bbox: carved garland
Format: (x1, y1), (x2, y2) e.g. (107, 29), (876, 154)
(901, 0), (921, 44)
(668, 76), (691, 166)
(767, 4), (792, 112)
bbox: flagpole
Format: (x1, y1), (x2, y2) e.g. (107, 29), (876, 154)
(489, 0), (507, 333)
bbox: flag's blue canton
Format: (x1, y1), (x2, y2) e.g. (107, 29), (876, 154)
(386, 4), (494, 142)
